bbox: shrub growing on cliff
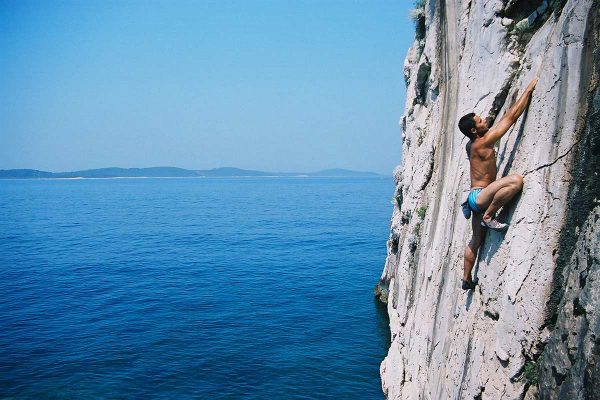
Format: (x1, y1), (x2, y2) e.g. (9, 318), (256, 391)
(412, 206), (428, 236)
(417, 205), (427, 220)
(413, 221), (421, 236)
(523, 360), (539, 385)
(410, 0), (426, 41)
(410, 0), (425, 21)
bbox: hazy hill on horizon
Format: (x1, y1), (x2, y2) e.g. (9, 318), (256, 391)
(0, 167), (385, 179)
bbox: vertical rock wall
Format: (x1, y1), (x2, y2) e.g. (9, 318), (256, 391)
(376, 0), (600, 398)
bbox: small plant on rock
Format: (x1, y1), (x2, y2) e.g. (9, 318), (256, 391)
(523, 360), (539, 386)
(417, 205), (428, 220)
(413, 221), (422, 236)
(410, 0), (426, 42)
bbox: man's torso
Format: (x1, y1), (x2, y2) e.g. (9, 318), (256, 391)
(469, 138), (497, 188)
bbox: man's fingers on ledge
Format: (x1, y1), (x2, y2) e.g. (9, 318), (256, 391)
(529, 78), (539, 89)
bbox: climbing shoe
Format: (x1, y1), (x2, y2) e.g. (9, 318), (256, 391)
(461, 200), (471, 219)
(461, 279), (476, 290)
(481, 218), (508, 232)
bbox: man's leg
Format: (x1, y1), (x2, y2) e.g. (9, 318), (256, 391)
(476, 174), (524, 224)
(463, 212), (485, 284)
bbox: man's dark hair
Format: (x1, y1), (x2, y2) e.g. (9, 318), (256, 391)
(458, 113), (476, 140)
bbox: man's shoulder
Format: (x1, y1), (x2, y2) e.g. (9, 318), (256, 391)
(474, 133), (496, 148)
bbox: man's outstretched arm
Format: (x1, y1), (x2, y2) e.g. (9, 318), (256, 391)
(484, 78), (538, 144)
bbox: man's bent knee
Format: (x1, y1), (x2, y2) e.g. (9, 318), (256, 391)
(509, 174), (524, 190)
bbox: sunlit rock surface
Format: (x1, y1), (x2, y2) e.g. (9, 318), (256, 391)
(377, 0), (599, 398)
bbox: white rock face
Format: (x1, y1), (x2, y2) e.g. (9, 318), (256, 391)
(376, 0), (600, 398)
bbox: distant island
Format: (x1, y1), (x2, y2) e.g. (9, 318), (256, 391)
(0, 167), (385, 179)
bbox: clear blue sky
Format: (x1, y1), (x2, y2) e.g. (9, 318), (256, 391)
(1, 0), (414, 175)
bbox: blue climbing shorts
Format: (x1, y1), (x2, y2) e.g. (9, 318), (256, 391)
(467, 188), (483, 213)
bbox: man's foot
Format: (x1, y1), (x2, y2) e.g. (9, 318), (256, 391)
(462, 279), (477, 290)
(481, 218), (508, 232)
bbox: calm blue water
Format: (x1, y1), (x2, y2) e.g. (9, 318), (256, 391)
(0, 177), (392, 399)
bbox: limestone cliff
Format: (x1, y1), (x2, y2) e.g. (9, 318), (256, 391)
(375, 0), (600, 398)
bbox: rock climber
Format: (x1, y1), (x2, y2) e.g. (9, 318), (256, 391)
(458, 78), (538, 290)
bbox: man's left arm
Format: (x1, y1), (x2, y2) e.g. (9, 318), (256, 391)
(483, 78), (538, 145)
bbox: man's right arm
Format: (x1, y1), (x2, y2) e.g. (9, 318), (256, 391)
(484, 78), (538, 144)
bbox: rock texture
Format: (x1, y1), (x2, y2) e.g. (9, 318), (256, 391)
(376, 0), (600, 398)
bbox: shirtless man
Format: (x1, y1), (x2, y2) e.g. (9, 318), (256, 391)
(458, 78), (538, 290)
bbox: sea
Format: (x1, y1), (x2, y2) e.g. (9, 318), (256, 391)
(0, 177), (393, 399)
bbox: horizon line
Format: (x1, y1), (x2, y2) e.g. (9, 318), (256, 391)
(0, 166), (390, 175)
